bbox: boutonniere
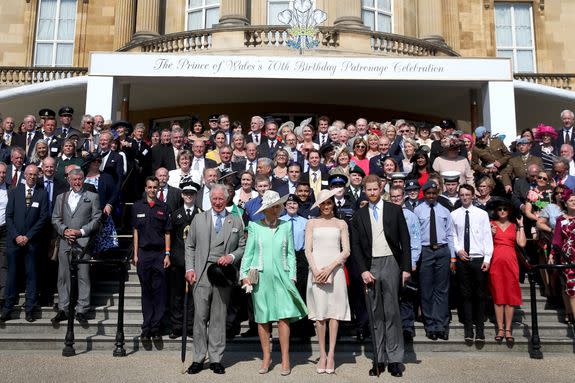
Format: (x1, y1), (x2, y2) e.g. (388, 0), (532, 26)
(226, 219), (232, 224)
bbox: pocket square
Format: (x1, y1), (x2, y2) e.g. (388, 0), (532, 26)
(83, 198), (91, 203)
(232, 228), (239, 233)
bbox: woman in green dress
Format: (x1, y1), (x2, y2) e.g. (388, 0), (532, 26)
(240, 190), (308, 376)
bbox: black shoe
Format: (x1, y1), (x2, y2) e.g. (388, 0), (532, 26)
(464, 325), (474, 343)
(438, 331), (449, 341)
(25, 312), (35, 323)
(75, 312), (88, 325)
(369, 363), (386, 376)
(388, 362), (404, 377)
(426, 331), (438, 341)
(209, 362), (225, 374)
(51, 310), (67, 325)
(140, 331), (151, 341)
(169, 329), (182, 339)
(475, 328), (485, 344)
(152, 334), (162, 342)
(241, 327), (259, 338)
(187, 362), (203, 374)
(0, 310), (12, 322)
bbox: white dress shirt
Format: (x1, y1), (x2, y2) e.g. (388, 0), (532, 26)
(67, 190), (82, 212)
(451, 205), (494, 263)
(0, 183), (8, 226)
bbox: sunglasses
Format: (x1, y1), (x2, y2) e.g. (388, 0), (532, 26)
(354, 145), (366, 149)
(497, 207), (509, 212)
(537, 176), (548, 181)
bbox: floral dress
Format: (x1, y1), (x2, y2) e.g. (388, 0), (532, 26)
(552, 215), (575, 296)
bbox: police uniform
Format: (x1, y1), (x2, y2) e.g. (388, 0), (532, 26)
(133, 198), (172, 338)
(167, 179), (201, 338)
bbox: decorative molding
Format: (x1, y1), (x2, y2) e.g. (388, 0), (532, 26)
(484, 0), (491, 9)
(539, 0), (545, 11)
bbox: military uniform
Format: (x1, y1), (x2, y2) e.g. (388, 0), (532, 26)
(133, 198), (172, 337)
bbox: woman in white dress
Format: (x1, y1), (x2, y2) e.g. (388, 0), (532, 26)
(305, 188), (351, 375)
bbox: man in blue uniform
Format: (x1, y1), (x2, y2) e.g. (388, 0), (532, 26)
(132, 176), (172, 341)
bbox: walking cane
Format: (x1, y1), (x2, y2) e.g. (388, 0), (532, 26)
(181, 282), (190, 374)
(364, 283), (380, 377)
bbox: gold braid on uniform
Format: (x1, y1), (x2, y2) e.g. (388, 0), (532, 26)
(183, 225), (190, 240)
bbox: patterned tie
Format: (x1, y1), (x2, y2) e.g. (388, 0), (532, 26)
(215, 213), (223, 233)
(565, 130), (571, 144)
(313, 172), (318, 184)
(193, 158), (200, 170)
(26, 188), (32, 208)
(45, 179), (52, 210)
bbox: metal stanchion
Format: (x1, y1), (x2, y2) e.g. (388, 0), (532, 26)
(528, 269), (543, 359)
(113, 259), (128, 357)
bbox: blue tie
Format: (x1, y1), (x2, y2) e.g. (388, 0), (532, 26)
(372, 205), (378, 221)
(215, 213), (223, 233)
(45, 179), (52, 211)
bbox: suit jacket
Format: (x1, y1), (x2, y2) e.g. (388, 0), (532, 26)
(5, 184), (49, 249)
(6, 164), (26, 188)
(170, 205), (200, 268)
(166, 185), (182, 213)
(257, 137), (284, 159)
(313, 133), (332, 147)
(471, 138), (512, 174)
(51, 188), (102, 251)
(0, 141), (11, 163)
(185, 210), (246, 291)
(101, 150), (125, 180)
(151, 144), (171, 171)
(246, 132), (263, 145)
(55, 127), (82, 140)
(351, 201), (411, 273)
(271, 177), (289, 196)
(36, 176), (66, 214)
(554, 127), (575, 151)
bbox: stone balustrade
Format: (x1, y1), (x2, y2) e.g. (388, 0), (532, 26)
(0, 66), (88, 86)
(514, 73), (574, 90)
(370, 31), (459, 57)
(243, 25), (339, 48)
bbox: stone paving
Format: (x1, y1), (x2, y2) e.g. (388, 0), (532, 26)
(1, 350), (573, 383)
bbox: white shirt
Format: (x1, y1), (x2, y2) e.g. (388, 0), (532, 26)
(202, 187), (211, 210)
(0, 184), (8, 225)
(67, 190), (82, 213)
(563, 127), (573, 142)
(251, 133), (261, 144)
(99, 150), (110, 172)
(173, 146), (182, 169)
(211, 209), (235, 261)
(157, 185), (168, 202)
(451, 205), (494, 263)
(569, 159), (575, 176)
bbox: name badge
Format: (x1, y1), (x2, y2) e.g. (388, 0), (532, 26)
(142, 149), (148, 156)
(137, 213), (146, 218)
(51, 147), (58, 152)
(31, 202), (39, 208)
(321, 180), (328, 186)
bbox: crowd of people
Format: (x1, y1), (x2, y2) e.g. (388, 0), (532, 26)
(1, 107), (575, 377)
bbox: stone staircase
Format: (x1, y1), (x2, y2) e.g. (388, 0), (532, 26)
(1, 257), (574, 355)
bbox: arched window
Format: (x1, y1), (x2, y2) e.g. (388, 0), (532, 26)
(361, 0), (392, 33)
(187, 0), (220, 30)
(34, 0), (77, 66)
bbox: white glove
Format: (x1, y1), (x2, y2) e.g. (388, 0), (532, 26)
(241, 284), (253, 294)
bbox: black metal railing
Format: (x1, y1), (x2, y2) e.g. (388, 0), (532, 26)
(526, 262), (575, 359)
(62, 244), (131, 357)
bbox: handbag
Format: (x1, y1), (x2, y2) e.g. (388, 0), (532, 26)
(49, 191), (67, 262)
(247, 268), (259, 285)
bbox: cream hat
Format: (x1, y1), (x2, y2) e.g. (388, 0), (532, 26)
(255, 190), (289, 215)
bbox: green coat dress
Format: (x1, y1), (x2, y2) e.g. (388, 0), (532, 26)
(240, 220), (308, 323)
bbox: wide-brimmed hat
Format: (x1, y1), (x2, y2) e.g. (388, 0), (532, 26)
(534, 124), (558, 140)
(279, 121), (295, 132)
(255, 190), (289, 215)
(110, 120), (133, 136)
(207, 263), (237, 287)
(81, 152), (102, 168)
(486, 197), (517, 221)
(310, 188), (343, 210)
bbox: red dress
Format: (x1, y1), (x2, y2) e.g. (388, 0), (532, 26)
(489, 222), (522, 305)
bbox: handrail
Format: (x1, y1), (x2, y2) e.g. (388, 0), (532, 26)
(514, 73), (574, 90)
(0, 66), (88, 86)
(62, 243), (130, 357)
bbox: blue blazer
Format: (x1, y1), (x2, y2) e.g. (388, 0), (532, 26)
(559, 175), (575, 192)
(96, 172), (120, 208)
(5, 184), (49, 248)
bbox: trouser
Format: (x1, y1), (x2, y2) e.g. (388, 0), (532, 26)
(193, 273), (231, 364)
(57, 244), (91, 314)
(166, 263), (193, 332)
(399, 270), (419, 336)
(368, 256), (404, 364)
(347, 254), (368, 332)
(291, 250), (315, 338)
(0, 226), (7, 301)
(137, 248), (166, 333)
(3, 246), (37, 313)
(419, 246), (451, 333)
(456, 258), (486, 330)
(36, 228), (58, 306)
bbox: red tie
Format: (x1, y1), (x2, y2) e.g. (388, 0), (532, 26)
(12, 170), (17, 185)
(159, 187), (165, 202)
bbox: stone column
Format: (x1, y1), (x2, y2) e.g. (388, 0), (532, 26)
(132, 0), (161, 41)
(114, 0), (135, 50)
(218, 0), (249, 27)
(417, 0), (444, 44)
(334, 0), (369, 30)
(442, 0), (460, 51)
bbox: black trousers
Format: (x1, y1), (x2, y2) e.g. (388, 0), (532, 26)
(456, 258), (486, 330)
(137, 249), (166, 334)
(290, 250), (314, 338)
(166, 263), (193, 332)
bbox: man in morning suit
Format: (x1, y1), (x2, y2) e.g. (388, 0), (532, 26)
(0, 165), (49, 322)
(185, 184), (246, 375)
(51, 168), (102, 325)
(351, 174), (411, 377)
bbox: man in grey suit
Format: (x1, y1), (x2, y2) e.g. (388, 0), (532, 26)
(51, 168), (102, 325)
(185, 183), (245, 375)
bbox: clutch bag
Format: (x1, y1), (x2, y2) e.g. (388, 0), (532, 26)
(247, 268), (259, 285)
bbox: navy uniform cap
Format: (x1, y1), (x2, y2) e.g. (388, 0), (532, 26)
(208, 114), (219, 121)
(285, 194), (302, 205)
(180, 177), (200, 193)
(422, 180), (439, 191)
(58, 106), (74, 116)
(38, 108), (56, 118)
(405, 179), (421, 191)
(328, 173), (348, 186)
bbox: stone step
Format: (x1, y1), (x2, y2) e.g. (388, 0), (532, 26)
(0, 332), (573, 354)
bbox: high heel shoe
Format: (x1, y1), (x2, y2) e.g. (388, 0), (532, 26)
(280, 368), (291, 376)
(316, 355), (326, 374)
(494, 329), (504, 343)
(326, 355), (335, 374)
(505, 329), (514, 347)
(258, 360), (272, 374)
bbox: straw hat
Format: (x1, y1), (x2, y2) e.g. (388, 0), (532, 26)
(310, 188), (343, 210)
(255, 190), (289, 215)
